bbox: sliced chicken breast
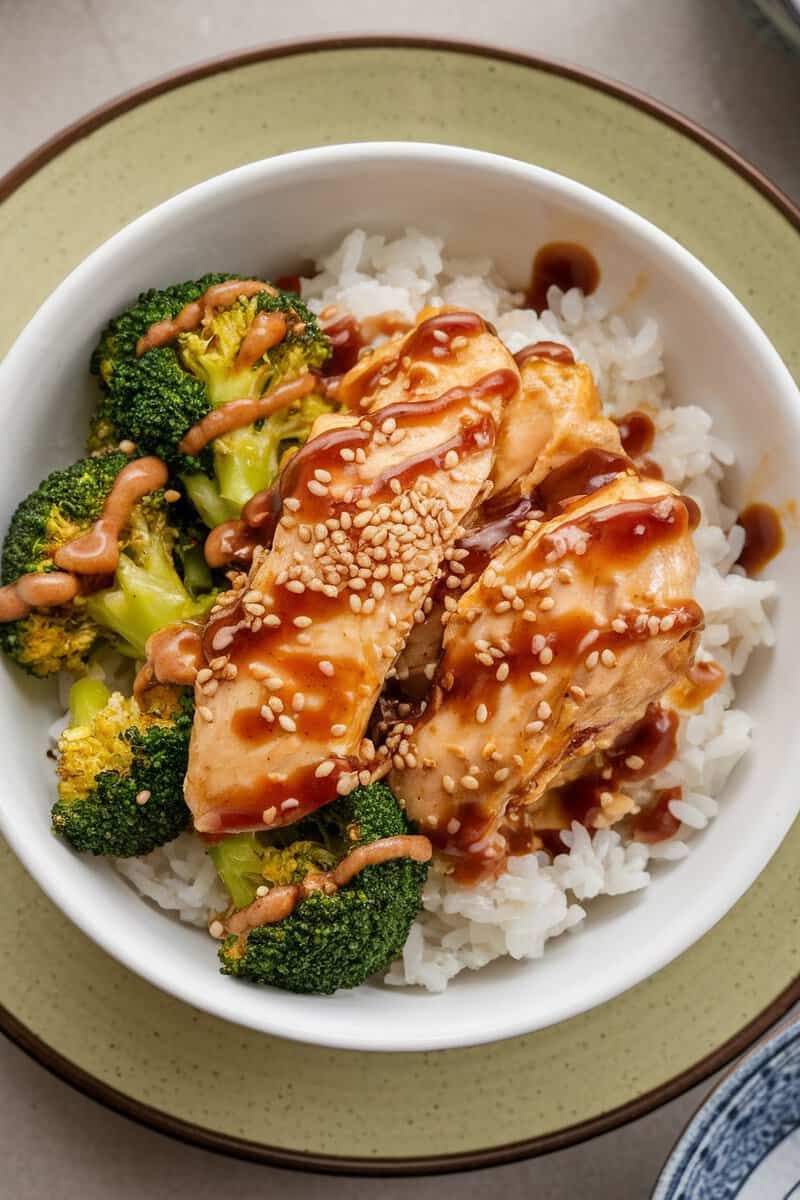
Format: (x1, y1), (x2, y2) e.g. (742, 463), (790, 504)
(184, 309), (521, 834)
(388, 472), (702, 879)
(395, 344), (630, 692)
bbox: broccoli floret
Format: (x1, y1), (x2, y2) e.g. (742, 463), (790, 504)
(0, 453), (214, 677)
(52, 679), (193, 857)
(91, 278), (334, 521)
(214, 783), (428, 994)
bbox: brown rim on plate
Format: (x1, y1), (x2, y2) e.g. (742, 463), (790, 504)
(0, 35), (798, 1177)
(4, 978), (799, 1176)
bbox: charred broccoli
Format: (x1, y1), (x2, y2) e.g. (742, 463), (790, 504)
(90, 277), (334, 525)
(213, 783), (428, 994)
(52, 678), (193, 857)
(0, 453), (214, 677)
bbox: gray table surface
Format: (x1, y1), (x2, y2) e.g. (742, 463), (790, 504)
(0, 2), (797, 1197)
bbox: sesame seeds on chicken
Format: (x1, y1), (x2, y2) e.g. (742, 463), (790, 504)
(183, 309), (521, 835)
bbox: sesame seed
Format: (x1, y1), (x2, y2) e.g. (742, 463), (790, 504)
(444, 450), (459, 470)
(494, 767), (510, 783)
(260, 705), (275, 723)
(262, 807), (277, 823)
(585, 651), (600, 669)
(256, 886), (269, 898)
(539, 596), (555, 611)
(314, 468), (332, 484)
(539, 646), (554, 665)
(496, 662), (510, 682)
(268, 696), (284, 713)
(282, 797), (300, 810)
(537, 700), (552, 720)
(611, 617), (628, 634)
(461, 775), (480, 790)
(476, 703), (488, 724)
(569, 684), (586, 702)
(196, 667), (212, 684)
(319, 660), (335, 676)
(307, 480), (328, 497)
(292, 692), (305, 712)
(336, 773), (357, 796)
(284, 496), (301, 512)
(331, 723), (347, 737)
(209, 920), (225, 939)
(198, 706), (214, 722)
(264, 675), (283, 690)
(278, 714), (297, 732)
(315, 760), (336, 778)
(529, 670), (547, 684)
(625, 755), (645, 770)
(601, 649), (617, 667)
(660, 614), (676, 632)
(285, 580), (306, 594)
(442, 775), (456, 794)
(525, 720), (544, 734)
(135, 789), (150, 806)
(264, 614), (281, 627)
(350, 594), (362, 614)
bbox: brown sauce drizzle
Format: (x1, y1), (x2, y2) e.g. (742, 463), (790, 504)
(135, 279), (276, 357)
(224, 835), (432, 935)
(0, 571), (80, 622)
(274, 274), (302, 294)
(736, 503), (783, 575)
(631, 786), (682, 844)
(178, 373), (317, 457)
(320, 313), (365, 377)
(669, 660), (726, 711)
(615, 410), (655, 458)
(439, 448), (636, 599)
(204, 520), (265, 569)
(513, 341), (575, 368)
(234, 311), (287, 370)
(525, 243), (600, 314)
(556, 704), (680, 834)
(133, 621), (205, 700)
(275, 367), (516, 524)
(336, 311), (487, 411)
(54, 457), (168, 575)
(535, 448), (634, 513)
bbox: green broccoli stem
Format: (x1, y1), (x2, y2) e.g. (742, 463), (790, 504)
(86, 547), (216, 658)
(69, 678), (110, 727)
(208, 834), (266, 910)
(180, 473), (240, 528)
(212, 425), (283, 511)
(179, 543), (214, 596)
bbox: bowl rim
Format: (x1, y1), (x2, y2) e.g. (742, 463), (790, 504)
(2, 137), (800, 1054)
(1, 35), (800, 1174)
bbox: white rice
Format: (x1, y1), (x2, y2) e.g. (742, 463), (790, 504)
(107, 230), (776, 989)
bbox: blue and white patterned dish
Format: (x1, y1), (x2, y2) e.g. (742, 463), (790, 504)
(654, 1018), (800, 1198)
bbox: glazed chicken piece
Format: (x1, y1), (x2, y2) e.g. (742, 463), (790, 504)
(388, 472), (702, 876)
(184, 309), (521, 834)
(492, 345), (624, 497)
(394, 344), (628, 692)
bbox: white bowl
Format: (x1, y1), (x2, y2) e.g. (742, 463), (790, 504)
(0, 144), (797, 1052)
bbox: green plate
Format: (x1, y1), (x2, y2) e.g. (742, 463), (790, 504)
(1, 38), (798, 1176)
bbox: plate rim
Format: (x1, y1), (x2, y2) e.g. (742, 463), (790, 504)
(1, 33), (799, 1177)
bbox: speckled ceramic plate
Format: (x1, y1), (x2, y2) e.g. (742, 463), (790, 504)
(0, 38), (798, 1176)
